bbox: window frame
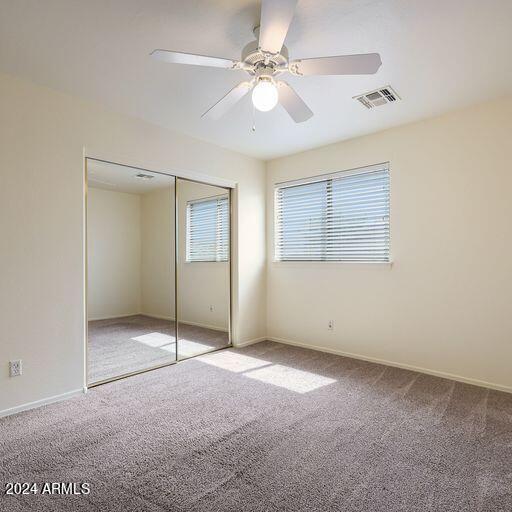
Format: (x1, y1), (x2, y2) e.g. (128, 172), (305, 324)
(186, 193), (229, 263)
(273, 162), (391, 264)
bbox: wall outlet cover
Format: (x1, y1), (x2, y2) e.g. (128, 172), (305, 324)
(9, 359), (22, 377)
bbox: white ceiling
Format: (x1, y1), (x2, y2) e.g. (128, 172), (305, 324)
(88, 159), (174, 194)
(1, 0), (511, 159)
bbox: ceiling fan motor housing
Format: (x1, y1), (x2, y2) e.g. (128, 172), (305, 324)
(241, 40), (289, 76)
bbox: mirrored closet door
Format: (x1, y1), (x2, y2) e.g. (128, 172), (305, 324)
(176, 178), (231, 359)
(86, 161), (232, 385)
(86, 160), (177, 385)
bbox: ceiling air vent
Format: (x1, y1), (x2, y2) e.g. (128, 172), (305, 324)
(134, 173), (154, 180)
(354, 86), (400, 109)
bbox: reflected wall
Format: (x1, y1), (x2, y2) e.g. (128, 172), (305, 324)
(176, 178), (230, 359)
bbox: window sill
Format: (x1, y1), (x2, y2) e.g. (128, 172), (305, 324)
(185, 260), (229, 264)
(271, 260), (394, 268)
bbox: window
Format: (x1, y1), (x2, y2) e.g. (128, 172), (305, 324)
(275, 164), (390, 262)
(186, 195), (229, 262)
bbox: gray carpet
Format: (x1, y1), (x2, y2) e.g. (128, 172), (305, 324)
(88, 315), (229, 383)
(1, 341), (511, 511)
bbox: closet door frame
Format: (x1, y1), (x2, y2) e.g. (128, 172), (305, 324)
(84, 156), (233, 389)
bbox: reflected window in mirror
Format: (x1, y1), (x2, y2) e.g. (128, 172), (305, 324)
(186, 195), (229, 262)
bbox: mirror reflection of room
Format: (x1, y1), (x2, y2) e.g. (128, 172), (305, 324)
(87, 161), (176, 384)
(176, 179), (230, 359)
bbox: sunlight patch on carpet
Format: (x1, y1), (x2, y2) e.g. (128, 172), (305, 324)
(245, 364), (336, 393)
(197, 351), (271, 372)
(175, 339), (214, 358)
(132, 332), (175, 348)
(131, 333), (212, 358)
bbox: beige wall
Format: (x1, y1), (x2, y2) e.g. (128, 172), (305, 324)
(87, 187), (141, 320)
(266, 96), (512, 392)
(88, 184), (174, 322)
(140, 185), (175, 320)
(0, 71), (266, 414)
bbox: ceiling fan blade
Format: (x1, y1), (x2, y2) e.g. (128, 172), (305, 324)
(259, 0), (298, 54)
(150, 49), (237, 69)
(277, 81), (313, 123)
(291, 53), (382, 76)
(201, 82), (253, 120)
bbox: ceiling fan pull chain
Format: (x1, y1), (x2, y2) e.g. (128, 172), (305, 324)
(252, 104), (257, 132)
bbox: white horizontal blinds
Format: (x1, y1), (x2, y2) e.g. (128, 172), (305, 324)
(276, 180), (328, 261)
(186, 195), (229, 262)
(275, 166), (390, 262)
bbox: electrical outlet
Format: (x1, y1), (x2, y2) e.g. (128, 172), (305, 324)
(9, 359), (22, 377)
(209, 305), (214, 312)
(328, 320), (334, 331)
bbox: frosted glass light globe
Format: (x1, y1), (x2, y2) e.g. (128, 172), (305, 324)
(252, 80), (278, 112)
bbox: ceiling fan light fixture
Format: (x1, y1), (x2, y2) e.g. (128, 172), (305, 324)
(252, 79), (278, 112)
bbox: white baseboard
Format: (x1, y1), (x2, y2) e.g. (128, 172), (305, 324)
(233, 336), (267, 348)
(142, 315), (226, 332)
(0, 389), (84, 419)
(141, 312), (228, 332)
(90, 312), (176, 322)
(139, 313), (175, 321)
(88, 312), (140, 321)
(89, 313), (225, 333)
(178, 319), (228, 333)
(267, 336), (512, 394)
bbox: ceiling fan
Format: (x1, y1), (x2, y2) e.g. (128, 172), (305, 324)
(151, 0), (381, 123)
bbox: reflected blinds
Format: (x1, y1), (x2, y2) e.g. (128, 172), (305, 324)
(186, 195), (229, 262)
